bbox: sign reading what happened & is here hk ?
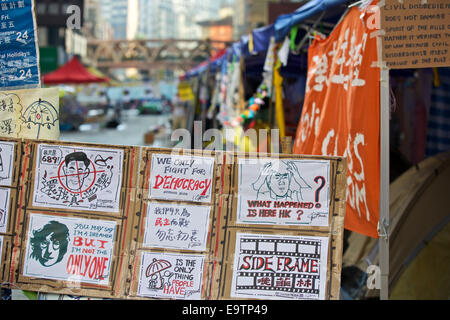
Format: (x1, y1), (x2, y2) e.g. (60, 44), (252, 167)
(0, 0), (40, 89)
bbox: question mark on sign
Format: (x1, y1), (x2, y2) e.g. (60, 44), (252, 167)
(314, 176), (326, 208)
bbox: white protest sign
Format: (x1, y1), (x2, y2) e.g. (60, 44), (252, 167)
(0, 187), (11, 233)
(237, 158), (330, 226)
(148, 154), (215, 203)
(0, 141), (15, 187)
(32, 144), (124, 213)
(0, 235), (3, 267)
(137, 252), (205, 300)
(231, 233), (329, 300)
(143, 202), (211, 251)
(23, 214), (116, 285)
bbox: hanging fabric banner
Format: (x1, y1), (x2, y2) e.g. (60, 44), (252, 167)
(293, 4), (380, 238)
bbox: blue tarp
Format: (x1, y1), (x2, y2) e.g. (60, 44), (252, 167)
(274, 0), (349, 42)
(183, 0), (349, 78)
(251, 24), (275, 54)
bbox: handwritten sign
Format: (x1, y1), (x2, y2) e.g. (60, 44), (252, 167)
(231, 233), (329, 300)
(23, 214), (116, 285)
(149, 154), (215, 203)
(143, 202), (211, 251)
(137, 252), (205, 300)
(0, 88), (60, 140)
(381, 0), (450, 69)
(32, 144), (124, 213)
(237, 159), (330, 226)
(0, 236), (3, 266)
(0, 187), (11, 233)
(0, 141), (14, 186)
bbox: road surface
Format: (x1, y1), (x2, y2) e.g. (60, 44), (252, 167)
(60, 111), (173, 148)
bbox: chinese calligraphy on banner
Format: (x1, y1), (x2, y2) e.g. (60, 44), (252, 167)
(294, 4), (380, 238)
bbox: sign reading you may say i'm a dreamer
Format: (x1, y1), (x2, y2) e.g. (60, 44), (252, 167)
(0, 139), (347, 300)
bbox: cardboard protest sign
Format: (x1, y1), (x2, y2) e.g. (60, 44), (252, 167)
(5, 139), (139, 299)
(0, 140), (15, 186)
(31, 144), (124, 213)
(0, 0), (41, 90)
(143, 202), (211, 251)
(125, 148), (218, 300)
(137, 252), (205, 300)
(230, 233), (329, 300)
(237, 158), (330, 226)
(0, 235), (3, 266)
(0, 187), (11, 233)
(22, 213), (116, 285)
(0, 139), (347, 300)
(0, 88), (60, 140)
(148, 153), (215, 203)
(209, 152), (347, 301)
(381, 0), (450, 69)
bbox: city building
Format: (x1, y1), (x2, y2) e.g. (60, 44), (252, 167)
(100, 0), (129, 39)
(232, 0), (306, 40)
(197, 5), (234, 50)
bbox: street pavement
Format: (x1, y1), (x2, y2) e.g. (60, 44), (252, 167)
(60, 110), (173, 148)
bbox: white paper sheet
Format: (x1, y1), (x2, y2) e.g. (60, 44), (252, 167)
(137, 252), (205, 300)
(237, 158), (330, 226)
(148, 153), (215, 203)
(32, 144), (124, 213)
(0, 141), (15, 187)
(0, 187), (11, 233)
(143, 202), (211, 251)
(23, 214), (116, 285)
(231, 233), (329, 300)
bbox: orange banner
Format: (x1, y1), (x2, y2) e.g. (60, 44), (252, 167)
(293, 5), (381, 238)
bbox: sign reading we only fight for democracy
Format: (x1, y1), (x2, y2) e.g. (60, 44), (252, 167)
(148, 153), (215, 203)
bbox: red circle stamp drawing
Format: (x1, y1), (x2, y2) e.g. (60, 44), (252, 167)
(35, 145), (124, 212)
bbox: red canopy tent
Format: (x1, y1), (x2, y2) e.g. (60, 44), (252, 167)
(42, 57), (109, 85)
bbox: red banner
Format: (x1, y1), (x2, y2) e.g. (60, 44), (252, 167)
(293, 5), (380, 238)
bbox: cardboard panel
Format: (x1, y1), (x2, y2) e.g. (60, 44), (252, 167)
(0, 138), (347, 300)
(125, 148), (219, 300)
(381, 0), (450, 69)
(210, 152), (347, 300)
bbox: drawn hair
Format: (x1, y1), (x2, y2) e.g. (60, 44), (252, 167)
(65, 152), (90, 168)
(253, 161), (311, 198)
(30, 221), (70, 263)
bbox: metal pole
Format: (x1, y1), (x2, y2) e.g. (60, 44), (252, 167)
(379, 65), (390, 300)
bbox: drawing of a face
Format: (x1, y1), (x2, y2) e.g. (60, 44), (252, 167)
(63, 152), (90, 192)
(30, 221), (69, 267)
(267, 166), (291, 197)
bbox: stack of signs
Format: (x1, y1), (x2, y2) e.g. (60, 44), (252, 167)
(0, 139), (347, 300)
(209, 155), (346, 300)
(132, 151), (216, 300)
(1, 139), (137, 298)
